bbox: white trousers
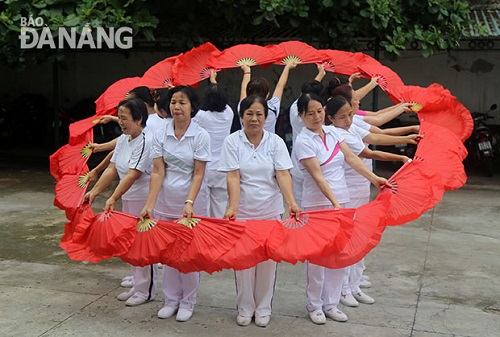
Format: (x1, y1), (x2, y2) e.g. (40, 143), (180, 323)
(342, 196), (370, 295)
(122, 200), (157, 300)
(303, 204), (345, 312)
(155, 214), (200, 310)
(235, 215), (280, 318)
(206, 169), (228, 218)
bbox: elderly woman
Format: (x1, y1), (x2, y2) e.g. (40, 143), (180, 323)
(140, 86), (211, 322)
(219, 95), (301, 328)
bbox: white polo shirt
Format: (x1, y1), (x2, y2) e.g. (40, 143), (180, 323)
(237, 96), (281, 134)
(352, 112), (373, 171)
(218, 129), (292, 220)
(294, 125), (349, 207)
(289, 99), (304, 144)
(193, 104), (234, 170)
(151, 120), (211, 218)
(336, 124), (371, 198)
(111, 130), (153, 201)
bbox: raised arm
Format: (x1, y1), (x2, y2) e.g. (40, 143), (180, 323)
(363, 132), (421, 146)
(358, 147), (409, 163)
(362, 103), (411, 126)
(354, 75), (380, 101)
(272, 62), (297, 100)
(239, 64), (252, 101)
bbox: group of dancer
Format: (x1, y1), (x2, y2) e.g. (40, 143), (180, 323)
(72, 63), (422, 327)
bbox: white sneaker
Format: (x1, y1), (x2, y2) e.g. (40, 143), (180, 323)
(236, 315), (252, 326)
(255, 315), (270, 327)
(361, 274), (370, 281)
(176, 308), (193, 322)
(340, 292), (359, 307)
(353, 291), (375, 304)
(309, 309), (326, 325)
(116, 289), (134, 301)
(120, 279), (134, 288)
(158, 305), (178, 319)
(125, 294), (152, 306)
(359, 279), (372, 288)
(122, 275), (133, 282)
(324, 308), (348, 322)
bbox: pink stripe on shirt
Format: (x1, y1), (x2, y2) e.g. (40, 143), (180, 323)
(320, 142), (341, 166)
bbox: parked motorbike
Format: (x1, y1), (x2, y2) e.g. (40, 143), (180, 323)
(466, 104), (497, 176)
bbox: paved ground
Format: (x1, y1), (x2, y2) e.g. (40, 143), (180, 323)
(0, 151), (500, 337)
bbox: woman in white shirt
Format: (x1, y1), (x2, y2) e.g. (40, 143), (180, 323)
(219, 95), (301, 328)
(83, 97), (155, 307)
(194, 71), (234, 218)
(140, 86), (211, 322)
(294, 93), (389, 325)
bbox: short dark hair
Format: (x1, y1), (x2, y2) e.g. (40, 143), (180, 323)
(201, 83), (229, 112)
(239, 95), (268, 119)
(246, 77), (270, 99)
(297, 93), (325, 116)
(117, 97), (148, 127)
(327, 76), (349, 98)
(156, 88), (171, 117)
(128, 86), (154, 107)
(301, 80), (325, 97)
(325, 95), (350, 118)
(166, 86), (200, 117)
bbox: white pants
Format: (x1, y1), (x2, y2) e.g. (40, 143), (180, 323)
(155, 214), (200, 310)
(206, 169), (228, 218)
(342, 196), (370, 295)
(303, 204), (345, 312)
(122, 200), (157, 300)
(235, 215), (280, 318)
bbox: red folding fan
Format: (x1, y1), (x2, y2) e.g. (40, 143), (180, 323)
(309, 194), (390, 269)
(356, 56), (405, 96)
(318, 50), (368, 76)
(138, 55), (180, 88)
(60, 203), (95, 251)
(204, 218), (286, 274)
(68, 115), (102, 146)
(207, 44), (285, 70)
(272, 40), (321, 65)
(414, 121), (468, 190)
(120, 218), (194, 267)
(268, 208), (356, 265)
(417, 98), (474, 143)
(164, 216), (246, 274)
(49, 141), (93, 181)
(53, 168), (90, 211)
(172, 42), (220, 86)
(389, 85), (447, 113)
(95, 77), (141, 116)
(375, 159), (444, 226)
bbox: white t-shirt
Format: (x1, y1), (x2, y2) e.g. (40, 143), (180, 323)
(289, 99), (304, 144)
(110, 130), (153, 201)
(218, 129), (292, 220)
(151, 120), (211, 218)
(146, 113), (170, 133)
(294, 125), (350, 207)
(237, 96), (281, 134)
(193, 105), (234, 170)
(336, 125), (371, 198)
(352, 113), (373, 171)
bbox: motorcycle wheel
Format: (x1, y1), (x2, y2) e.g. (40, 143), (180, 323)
(484, 157), (494, 177)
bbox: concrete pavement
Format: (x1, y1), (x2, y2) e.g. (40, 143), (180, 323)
(0, 165), (499, 337)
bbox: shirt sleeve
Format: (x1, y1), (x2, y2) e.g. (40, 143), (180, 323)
(273, 135), (293, 171)
(268, 96), (281, 117)
(342, 130), (366, 156)
(218, 133), (239, 172)
(151, 126), (165, 159)
(351, 124), (370, 139)
(294, 135), (317, 162)
(193, 129), (211, 162)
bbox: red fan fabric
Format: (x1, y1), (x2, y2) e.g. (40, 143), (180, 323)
(415, 121), (468, 190)
(60, 203), (94, 251)
(95, 77), (141, 116)
(68, 115), (101, 146)
(138, 55), (180, 88)
(165, 216), (246, 274)
(207, 44), (285, 70)
(53, 169), (90, 211)
(120, 218), (194, 267)
(417, 98), (474, 143)
(310, 195), (390, 269)
(49, 141), (92, 181)
(318, 50), (367, 76)
(173, 42), (220, 86)
(272, 40), (321, 65)
(268, 208), (356, 264)
(389, 84), (448, 113)
(375, 159), (444, 226)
